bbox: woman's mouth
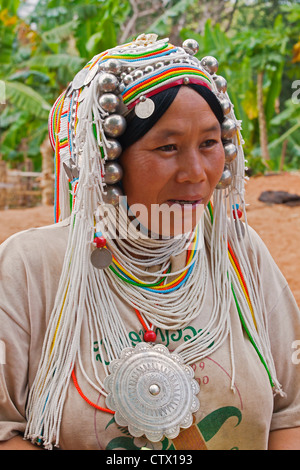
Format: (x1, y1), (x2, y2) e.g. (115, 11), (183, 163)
(166, 199), (204, 209)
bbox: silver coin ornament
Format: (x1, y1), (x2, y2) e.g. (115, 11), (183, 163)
(72, 68), (90, 90)
(83, 65), (99, 87)
(234, 219), (246, 240)
(90, 247), (113, 269)
(135, 97), (155, 119)
(103, 161), (123, 184)
(104, 342), (200, 442)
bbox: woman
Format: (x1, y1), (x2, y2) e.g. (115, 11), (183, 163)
(0, 34), (300, 450)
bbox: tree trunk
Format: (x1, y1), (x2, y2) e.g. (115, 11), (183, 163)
(257, 71), (271, 161)
(40, 136), (54, 206)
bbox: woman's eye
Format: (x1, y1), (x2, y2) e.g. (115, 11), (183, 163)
(201, 139), (218, 148)
(157, 144), (177, 152)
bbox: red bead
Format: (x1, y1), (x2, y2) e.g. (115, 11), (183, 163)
(144, 330), (157, 342)
(233, 209), (242, 219)
(94, 236), (106, 248)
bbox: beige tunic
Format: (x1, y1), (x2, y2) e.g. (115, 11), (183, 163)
(0, 219), (300, 450)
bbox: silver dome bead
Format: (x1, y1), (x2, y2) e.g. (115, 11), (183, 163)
(155, 61), (164, 69)
(118, 83), (126, 93)
(221, 118), (237, 139)
(103, 114), (126, 137)
(101, 58), (122, 75)
(213, 75), (227, 93)
(216, 167), (232, 190)
(98, 73), (119, 93)
(144, 65), (154, 74)
(105, 139), (122, 160)
(123, 74), (134, 85)
(182, 38), (199, 55)
(99, 93), (120, 113)
(103, 162), (123, 184)
(200, 56), (219, 74)
(133, 69), (144, 79)
(103, 185), (123, 206)
(223, 142), (238, 163)
(218, 96), (231, 115)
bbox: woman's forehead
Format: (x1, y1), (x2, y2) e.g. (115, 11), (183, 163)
(144, 89), (221, 137)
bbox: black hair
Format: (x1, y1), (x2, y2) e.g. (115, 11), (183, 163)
(118, 84), (224, 151)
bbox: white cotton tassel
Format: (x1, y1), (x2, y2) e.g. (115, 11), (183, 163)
(24, 78), (123, 447)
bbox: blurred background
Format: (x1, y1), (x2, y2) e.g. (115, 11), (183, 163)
(0, 0), (299, 305)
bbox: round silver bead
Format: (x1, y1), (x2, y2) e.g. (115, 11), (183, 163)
(118, 83), (126, 93)
(213, 75), (227, 93)
(133, 69), (144, 79)
(223, 142), (238, 163)
(201, 56), (219, 74)
(221, 118), (237, 139)
(144, 65), (154, 74)
(103, 114), (126, 137)
(182, 38), (199, 55)
(155, 61), (164, 69)
(183, 77), (190, 85)
(218, 96), (231, 115)
(103, 162), (123, 184)
(105, 139), (122, 160)
(123, 74), (134, 85)
(98, 73), (119, 93)
(216, 167), (232, 190)
(99, 93), (120, 113)
(101, 58), (122, 75)
(103, 185), (123, 206)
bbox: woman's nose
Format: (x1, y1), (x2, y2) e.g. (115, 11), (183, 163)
(175, 149), (206, 184)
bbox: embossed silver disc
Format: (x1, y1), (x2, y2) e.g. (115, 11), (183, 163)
(72, 68), (89, 90)
(104, 342), (200, 442)
(135, 98), (155, 119)
(90, 248), (112, 269)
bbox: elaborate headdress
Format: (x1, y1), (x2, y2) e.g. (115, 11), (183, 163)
(25, 34), (283, 449)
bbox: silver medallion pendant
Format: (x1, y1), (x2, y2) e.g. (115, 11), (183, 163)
(90, 247), (112, 269)
(104, 342), (200, 442)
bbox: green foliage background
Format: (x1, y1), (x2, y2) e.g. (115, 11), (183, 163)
(0, 0), (299, 173)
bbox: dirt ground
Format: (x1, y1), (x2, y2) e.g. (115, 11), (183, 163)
(0, 172), (299, 307)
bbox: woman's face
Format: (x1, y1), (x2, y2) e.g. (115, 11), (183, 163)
(120, 86), (225, 236)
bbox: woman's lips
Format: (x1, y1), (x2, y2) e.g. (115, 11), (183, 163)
(166, 198), (204, 209)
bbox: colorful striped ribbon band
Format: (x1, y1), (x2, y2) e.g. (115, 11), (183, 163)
(108, 227), (199, 293)
(122, 65), (212, 106)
